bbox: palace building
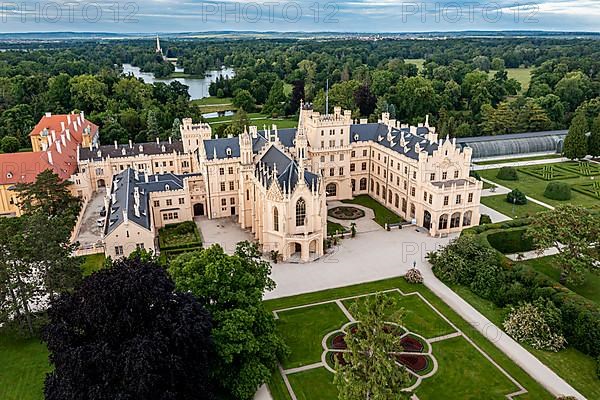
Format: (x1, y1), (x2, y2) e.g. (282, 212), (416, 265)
(2, 104), (482, 262)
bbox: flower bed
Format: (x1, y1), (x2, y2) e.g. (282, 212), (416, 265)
(328, 206), (365, 220)
(395, 354), (429, 372)
(331, 333), (347, 350)
(400, 335), (425, 353)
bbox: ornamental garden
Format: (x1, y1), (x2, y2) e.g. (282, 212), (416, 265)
(265, 279), (553, 399)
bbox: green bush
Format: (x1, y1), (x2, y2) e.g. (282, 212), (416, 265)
(544, 182), (572, 200)
(496, 166), (518, 181)
(469, 170), (481, 181)
(486, 228), (535, 254)
(507, 188), (527, 205)
(479, 214), (492, 225)
(173, 221), (196, 235)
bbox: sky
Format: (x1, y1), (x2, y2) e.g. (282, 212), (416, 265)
(0, 0), (599, 33)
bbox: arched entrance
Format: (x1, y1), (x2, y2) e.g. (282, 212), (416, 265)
(97, 179), (106, 188)
(423, 211), (432, 230)
(193, 203), (205, 216)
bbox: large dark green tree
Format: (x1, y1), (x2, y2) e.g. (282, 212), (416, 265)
(169, 242), (287, 400)
(563, 113), (589, 160)
(43, 256), (215, 400)
(589, 115), (600, 158)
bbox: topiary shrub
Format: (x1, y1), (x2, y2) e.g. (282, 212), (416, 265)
(506, 188), (528, 205)
(544, 182), (572, 201)
(404, 268), (423, 284)
(479, 214), (492, 225)
(496, 166), (518, 181)
(502, 298), (566, 352)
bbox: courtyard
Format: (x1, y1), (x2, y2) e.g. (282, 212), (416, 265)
(265, 279), (553, 400)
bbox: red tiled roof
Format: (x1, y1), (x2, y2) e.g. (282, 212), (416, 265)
(0, 112), (96, 186)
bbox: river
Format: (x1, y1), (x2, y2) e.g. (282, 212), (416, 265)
(121, 63), (235, 100)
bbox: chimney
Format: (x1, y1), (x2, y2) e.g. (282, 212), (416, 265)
(65, 129), (71, 141)
(60, 121), (65, 131)
(61, 134), (66, 147)
(155, 175), (159, 182)
(134, 170), (139, 181)
(114, 140), (118, 150)
(56, 141), (61, 154)
(145, 174), (149, 183)
(129, 140), (133, 149)
(122, 210), (128, 223)
(169, 137), (172, 144)
(51, 130), (56, 142)
(47, 151), (53, 165)
(45, 112), (51, 118)
(80, 111), (85, 121)
(67, 114), (71, 125)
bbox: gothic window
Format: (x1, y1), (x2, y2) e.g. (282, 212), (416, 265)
(273, 207), (279, 232)
(296, 198), (306, 227)
(439, 214), (448, 230)
(450, 212), (461, 228)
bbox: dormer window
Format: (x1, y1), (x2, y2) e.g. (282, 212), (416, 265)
(165, 184), (170, 190)
(138, 145), (144, 152)
(6, 172), (13, 179)
(226, 147), (232, 157)
(354, 134), (359, 141)
(121, 148), (126, 155)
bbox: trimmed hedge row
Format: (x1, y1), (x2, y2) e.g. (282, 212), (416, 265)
(486, 228), (535, 254)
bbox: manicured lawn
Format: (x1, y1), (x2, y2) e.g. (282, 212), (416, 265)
(326, 221), (347, 236)
(205, 112), (298, 129)
(480, 194), (549, 218)
(451, 281), (600, 399)
(488, 67), (533, 92)
(276, 302), (348, 369)
(475, 154), (563, 165)
(416, 336), (519, 399)
(287, 367), (337, 400)
(191, 96), (233, 106)
(79, 253), (106, 276)
(266, 278), (553, 400)
(520, 255), (600, 305)
(479, 163), (600, 210)
(342, 195), (402, 227)
(0, 332), (50, 400)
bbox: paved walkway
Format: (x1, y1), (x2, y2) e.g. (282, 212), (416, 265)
(195, 216), (254, 254)
(506, 247), (560, 261)
(481, 178), (554, 210)
(262, 227), (584, 399)
(74, 189), (106, 248)
(479, 204), (512, 223)
(473, 155), (568, 171)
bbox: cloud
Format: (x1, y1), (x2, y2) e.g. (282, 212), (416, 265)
(0, 0), (598, 32)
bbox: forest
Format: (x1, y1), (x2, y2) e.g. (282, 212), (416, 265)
(0, 37), (599, 151)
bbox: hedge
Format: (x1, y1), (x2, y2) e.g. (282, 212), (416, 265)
(486, 228), (535, 254)
(496, 166), (518, 181)
(544, 182), (572, 200)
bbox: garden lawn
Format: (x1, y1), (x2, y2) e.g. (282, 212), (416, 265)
(519, 255), (600, 305)
(342, 195), (402, 227)
(191, 96), (233, 106)
(326, 221), (347, 236)
(480, 194), (549, 218)
(0, 332), (50, 400)
(405, 58), (425, 71)
(79, 253), (106, 276)
(415, 336), (518, 399)
(287, 367), (337, 400)
(479, 163), (600, 210)
(265, 278), (553, 400)
(475, 154), (563, 165)
(488, 68), (533, 93)
(450, 281), (600, 399)
(276, 302), (348, 369)
(206, 112), (298, 129)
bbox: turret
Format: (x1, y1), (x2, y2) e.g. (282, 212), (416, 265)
(180, 118), (212, 153)
(239, 127), (253, 165)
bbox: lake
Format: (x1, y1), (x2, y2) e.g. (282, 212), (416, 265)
(121, 63), (235, 100)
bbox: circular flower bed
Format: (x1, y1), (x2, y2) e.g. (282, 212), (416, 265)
(400, 335), (424, 352)
(328, 206), (365, 220)
(331, 333), (347, 349)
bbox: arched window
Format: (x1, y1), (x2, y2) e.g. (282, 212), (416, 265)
(463, 211), (472, 227)
(450, 212), (461, 228)
(273, 207), (279, 231)
(410, 203), (415, 218)
(360, 178), (367, 191)
(439, 214), (448, 229)
(351, 179), (356, 192)
(296, 198), (306, 227)
(394, 194), (399, 208)
(402, 198), (407, 213)
(326, 183), (337, 197)
(376, 182), (380, 196)
(388, 190), (393, 203)
(370, 179), (375, 191)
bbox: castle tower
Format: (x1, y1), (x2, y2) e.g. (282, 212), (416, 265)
(238, 127), (254, 228)
(180, 118), (212, 154)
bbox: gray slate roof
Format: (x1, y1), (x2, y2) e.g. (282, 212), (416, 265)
(80, 140), (184, 161)
(104, 168), (195, 235)
(255, 145), (318, 194)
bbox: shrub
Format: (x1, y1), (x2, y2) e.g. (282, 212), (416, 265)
(544, 182), (572, 200)
(173, 221), (196, 235)
(506, 188), (527, 205)
(404, 268), (423, 284)
(469, 170), (481, 181)
(496, 166), (518, 181)
(502, 298), (566, 352)
(486, 228), (535, 254)
(479, 214), (492, 225)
